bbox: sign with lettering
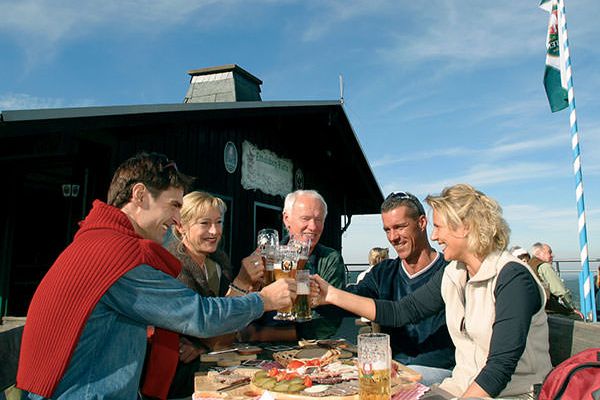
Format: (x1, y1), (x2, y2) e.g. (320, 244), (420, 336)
(241, 140), (293, 197)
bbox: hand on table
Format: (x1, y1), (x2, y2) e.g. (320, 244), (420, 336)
(259, 278), (296, 311)
(179, 337), (206, 364)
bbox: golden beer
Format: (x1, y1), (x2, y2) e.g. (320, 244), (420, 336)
(262, 253), (277, 285)
(294, 269), (312, 321)
(294, 294), (311, 321)
(358, 368), (391, 400)
(273, 260), (296, 317)
(264, 267), (275, 286)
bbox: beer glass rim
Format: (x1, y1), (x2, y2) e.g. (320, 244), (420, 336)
(358, 332), (390, 340)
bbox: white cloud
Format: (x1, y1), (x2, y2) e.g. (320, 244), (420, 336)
(0, 93), (95, 110)
(376, 2), (541, 74)
(373, 134), (566, 168)
(372, 147), (472, 167)
(0, 0), (234, 67)
(382, 161), (564, 196)
(301, 0), (395, 42)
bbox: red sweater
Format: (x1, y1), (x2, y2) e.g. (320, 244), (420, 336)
(17, 200), (181, 398)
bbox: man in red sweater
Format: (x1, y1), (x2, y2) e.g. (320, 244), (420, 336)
(17, 152), (296, 400)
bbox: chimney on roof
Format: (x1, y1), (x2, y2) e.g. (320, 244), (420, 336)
(184, 64), (262, 103)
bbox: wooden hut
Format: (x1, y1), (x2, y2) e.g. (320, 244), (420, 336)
(0, 65), (382, 316)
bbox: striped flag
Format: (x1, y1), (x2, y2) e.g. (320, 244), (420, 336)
(540, 0), (568, 112)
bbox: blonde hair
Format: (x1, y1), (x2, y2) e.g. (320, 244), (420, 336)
(368, 247), (389, 266)
(175, 191), (227, 240)
(425, 184), (510, 259)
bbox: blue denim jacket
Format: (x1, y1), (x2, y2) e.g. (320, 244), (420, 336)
(25, 264), (264, 400)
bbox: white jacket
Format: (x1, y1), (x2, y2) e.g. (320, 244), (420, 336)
(439, 251), (552, 397)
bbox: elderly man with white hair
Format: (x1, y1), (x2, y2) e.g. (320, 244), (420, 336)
(529, 242), (580, 317)
(241, 190), (346, 341)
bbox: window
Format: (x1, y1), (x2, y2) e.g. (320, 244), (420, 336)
(254, 201), (283, 246)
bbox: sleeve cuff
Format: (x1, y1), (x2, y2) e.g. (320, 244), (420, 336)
(248, 292), (265, 320)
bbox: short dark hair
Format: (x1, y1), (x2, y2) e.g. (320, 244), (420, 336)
(107, 152), (194, 209)
(381, 191), (425, 220)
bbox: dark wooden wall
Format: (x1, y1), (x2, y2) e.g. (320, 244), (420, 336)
(111, 111), (344, 269)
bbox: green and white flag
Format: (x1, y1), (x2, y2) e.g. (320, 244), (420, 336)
(540, 0), (568, 112)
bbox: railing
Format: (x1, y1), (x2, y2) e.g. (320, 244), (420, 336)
(346, 258), (600, 277)
(553, 258), (600, 276)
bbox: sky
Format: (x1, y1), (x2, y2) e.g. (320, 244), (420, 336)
(1, 0), (600, 268)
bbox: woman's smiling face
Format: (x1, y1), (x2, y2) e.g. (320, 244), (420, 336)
(430, 209), (469, 262)
(183, 206), (223, 256)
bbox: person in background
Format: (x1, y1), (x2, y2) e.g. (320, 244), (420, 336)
(17, 152), (295, 400)
(165, 191), (265, 398)
(244, 190), (347, 341)
(355, 247), (389, 284)
(509, 245), (531, 263)
(529, 242), (581, 317)
(343, 192), (454, 386)
(314, 184), (552, 398)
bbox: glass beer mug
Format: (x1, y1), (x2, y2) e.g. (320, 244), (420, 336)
(294, 269), (312, 322)
(257, 228), (279, 286)
(358, 333), (391, 400)
(272, 245), (298, 321)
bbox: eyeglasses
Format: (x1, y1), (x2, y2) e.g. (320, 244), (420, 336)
(385, 191), (425, 216)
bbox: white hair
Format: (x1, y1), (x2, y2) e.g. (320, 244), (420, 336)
(530, 242), (545, 257)
(283, 190), (328, 217)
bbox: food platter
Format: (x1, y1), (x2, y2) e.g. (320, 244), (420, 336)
(193, 342), (422, 399)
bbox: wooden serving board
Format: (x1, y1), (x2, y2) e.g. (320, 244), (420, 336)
(248, 382), (358, 400)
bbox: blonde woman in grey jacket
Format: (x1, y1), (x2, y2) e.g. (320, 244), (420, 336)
(313, 184), (552, 398)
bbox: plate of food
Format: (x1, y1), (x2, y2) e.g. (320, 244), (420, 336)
(249, 350), (421, 399)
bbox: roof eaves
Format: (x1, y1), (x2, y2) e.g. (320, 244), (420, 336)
(0, 100), (342, 123)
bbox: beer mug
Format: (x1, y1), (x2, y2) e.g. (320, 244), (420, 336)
(273, 245), (298, 321)
(289, 236), (311, 270)
(294, 270), (312, 322)
(257, 229), (279, 286)
(358, 333), (391, 400)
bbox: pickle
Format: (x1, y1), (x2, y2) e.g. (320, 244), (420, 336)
(289, 378), (304, 385)
(287, 383), (305, 392)
(273, 382), (289, 392)
(254, 370), (269, 379)
(261, 378), (277, 389)
(253, 377), (270, 387)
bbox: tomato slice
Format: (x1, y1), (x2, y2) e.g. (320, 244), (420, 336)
(267, 368), (279, 377)
(286, 372), (300, 380)
(303, 376), (313, 387)
(287, 360), (305, 370)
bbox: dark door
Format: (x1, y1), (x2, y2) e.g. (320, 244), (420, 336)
(0, 142), (110, 316)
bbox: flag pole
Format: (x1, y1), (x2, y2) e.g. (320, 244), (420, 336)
(557, 0), (597, 322)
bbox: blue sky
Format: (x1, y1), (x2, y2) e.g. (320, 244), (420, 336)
(1, 1), (600, 266)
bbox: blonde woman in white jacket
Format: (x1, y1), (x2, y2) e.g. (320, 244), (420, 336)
(313, 184), (552, 398)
